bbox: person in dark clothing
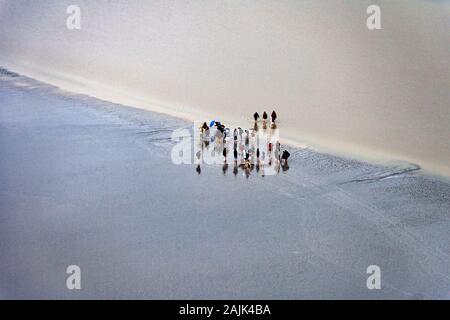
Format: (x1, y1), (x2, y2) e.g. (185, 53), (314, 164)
(256, 148), (260, 159)
(201, 122), (209, 131)
(281, 150), (290, 164)
(271, 110), (277, 123)
(262, 111), (268, 129)
(223, 147), (227, 162)
(233, 148), (238, 161)
(253, 112), (260, 121)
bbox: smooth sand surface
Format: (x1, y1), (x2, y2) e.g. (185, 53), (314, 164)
(0, 0), (449, 176)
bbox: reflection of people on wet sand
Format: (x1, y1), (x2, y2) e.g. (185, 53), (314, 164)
(195, 150), (202, 175)
(275, 160), (280, 174)
(223, 147), (227, 163)
(240, 144), (245, 164)
(222, 163), (228, 175)
(233, 161), (238, 176)
(244, 165), (251, 179)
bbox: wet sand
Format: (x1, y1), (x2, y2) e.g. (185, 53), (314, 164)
(1, 71), (449, 299)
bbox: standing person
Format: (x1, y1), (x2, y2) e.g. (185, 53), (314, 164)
(262, 111), (268, 129)
(281, 150), (290, 165)
(253, 112), (260, 122)
(223, 147), (227, 163)
(271, 110), (277, 123)
(233, 148), (238, 161)
(275, 141), (281, 160)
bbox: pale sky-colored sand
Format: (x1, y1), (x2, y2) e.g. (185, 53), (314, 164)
(1, 71), (450, 299)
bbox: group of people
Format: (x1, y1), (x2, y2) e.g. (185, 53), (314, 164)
(252, 110), (277, 130)
(195, 110), (290, 178)
(253, 110), (277, 123)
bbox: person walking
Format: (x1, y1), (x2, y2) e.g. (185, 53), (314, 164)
(281, 150), (290, 164)
(275, 141), (281, 160)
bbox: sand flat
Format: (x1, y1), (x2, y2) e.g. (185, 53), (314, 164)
(0, 71), (449, 299)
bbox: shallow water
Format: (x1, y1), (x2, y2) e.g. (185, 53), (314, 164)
(0, 71), (449, 299)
